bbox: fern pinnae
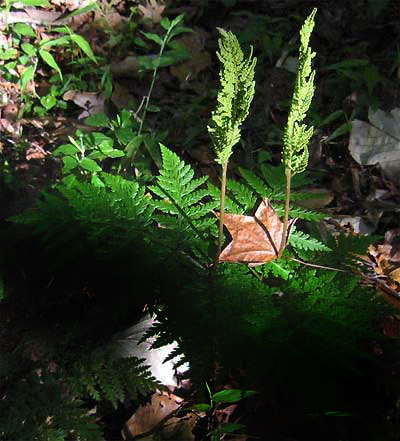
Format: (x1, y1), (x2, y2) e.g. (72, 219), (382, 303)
(149, 144), (215, 263)
(289, 227), (330, 252)
(239, 167), (270, 198)
(274, 205), (325, 222)
(226, 178), (258, 211)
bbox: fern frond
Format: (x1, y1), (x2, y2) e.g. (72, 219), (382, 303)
(69, 349), (159, 409)
(207, 182), (244, 214)
(263, 260), (291, 280)
(289, 228), (331, 252)
(226, 178), (257, 211)
(149, 144), (217, 249)
(321, 231), (382, 270)
(275, 205), (325, 222)
(239, 168), (270, 198)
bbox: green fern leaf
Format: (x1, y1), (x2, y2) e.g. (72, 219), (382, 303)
(226, 178), (257, 211)
(289, 228), (330, 252)
(239, 167), (270, 197)
(207, 182), (243, 214)
(275, 205), (325, 222)
(149, 144), (217, 246)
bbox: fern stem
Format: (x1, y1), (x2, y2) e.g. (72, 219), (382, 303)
(215, 161), (228, 267)
(278, 168), (291, 258)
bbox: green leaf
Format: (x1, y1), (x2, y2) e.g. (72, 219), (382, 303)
(192, 403), (211, 412)
(133, 37), (149, 48)
(170, 14), (185, 28)
(97, 139), (116, 154)
(325, 411), (356, 417)
(211, 389), (257, 403)
(62, 155), (78, 173)
(39, 49), (62, 80)
(70, 34), (96, 63)
(160, 17), (171, 30)
(140, 31), (164, 46)
(84, 113), (110, 127)
(51, 27), (71, 34)
(146, 104), (160, 112)
(106, 149), (125, 158)
(18, 0), (50, 6)
(20, 65), (35, 92)
(39, 36), (70, 49)
(167, 26), (193, 41)
(0, 48), (18, 60)
(0, 276), (5, 301)
(61, 2), (97, 20)
(21, 43), (37, 56)
(13, 23), (36, 37)
(91, 133), (114, 150)
(115, 127), (135, 145)
(40, 94), (57, 110)
(318, 110), (345, 128)
(156, 49), (188, 67)
(125, 135), (143, 159)
(53, 144), (79, 156)
(91, 173), (105, 187)
(326, 122), (352, 142)
(79, 157), (102, 173)
(324, 59), (369, 72)
(218, 423), (246, 433)
(143, 136), (162, 168)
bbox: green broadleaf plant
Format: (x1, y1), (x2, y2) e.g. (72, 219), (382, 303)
(137, 14), (192, 137)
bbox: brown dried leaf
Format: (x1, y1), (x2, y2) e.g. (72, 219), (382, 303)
(138, 0), (165, 24)
(63, 90), (105, 118)
(124, 391), (182, 438)
(216, 199), (296, 266)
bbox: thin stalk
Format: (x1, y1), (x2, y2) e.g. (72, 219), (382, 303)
(214, 161), (228, 267)
(138, 30), (171, 136)
(278, 167), (292, 258)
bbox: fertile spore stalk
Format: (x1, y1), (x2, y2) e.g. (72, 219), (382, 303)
(278, 8), (317, 257)
(208, 28), (256, 266)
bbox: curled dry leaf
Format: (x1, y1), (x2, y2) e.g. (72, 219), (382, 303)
(215, 199), (296, 266)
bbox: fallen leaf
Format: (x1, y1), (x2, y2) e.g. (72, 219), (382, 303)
(138, 0), (165, 25)
(124, 391), (182, 438)
(157, 413), (196, 440)
(112, 313), (188, 387)
(26, 145), (48, 161)
(389, 267), (400, 283)
(334, 215), (375, 235)
(63, 90), (105, 119)
(348, 108), (400, 185)
(215, 199), (296, 266)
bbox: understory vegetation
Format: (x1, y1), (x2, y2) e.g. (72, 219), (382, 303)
(1, 1), (400, 440)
